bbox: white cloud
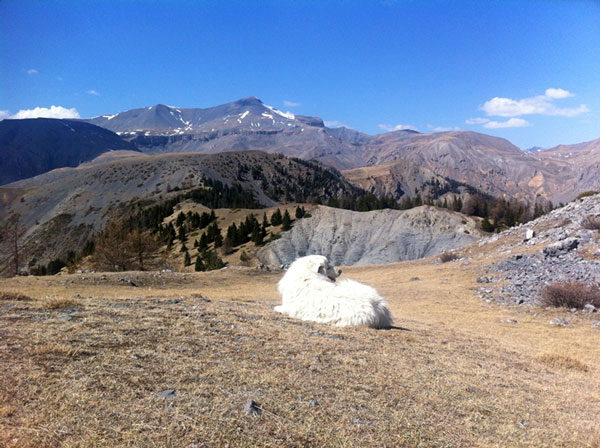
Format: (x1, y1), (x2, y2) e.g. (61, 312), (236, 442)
(283, 100), (301, 108)
(378, 123), (418, 132)
(0, 110), (10, 120)
(86, 89), (100, 96)
(544, 88), (573, 99)
(10, 105), (80, 119)
(482, 118), (531, 129)
(480, 88), (588, 117)
(324, 120), (352, 129)
(26, 68), (39, 75)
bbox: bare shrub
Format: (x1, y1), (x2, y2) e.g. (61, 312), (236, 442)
(0, 291), (33, 301)
(43, 297), (82, 310)
(537, 353), (589, 372)
(540, 281), (600, 309)
(582, 215), (600, 231)
(439, 252), (458, 263)
(576, 190), (599, 200)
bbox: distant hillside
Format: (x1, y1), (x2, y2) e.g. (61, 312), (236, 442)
(0, 118), (135, 185)
(342, 158), (476, 202)
(0, 151), (362, 273)
(533, 137), (600, 204)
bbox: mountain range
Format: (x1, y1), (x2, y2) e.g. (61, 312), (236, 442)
(79, 97), (600, 205)
(2, 96), (600, 275)
(2, 96), (599, 206)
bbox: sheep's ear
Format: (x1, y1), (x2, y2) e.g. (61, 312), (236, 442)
(317, 265), (326, 276)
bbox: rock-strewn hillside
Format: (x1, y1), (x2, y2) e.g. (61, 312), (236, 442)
(257, 205), (483, 266)
(474, 193), (600, 307)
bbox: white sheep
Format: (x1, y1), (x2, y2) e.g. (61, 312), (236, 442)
(275, 255), (393, 329)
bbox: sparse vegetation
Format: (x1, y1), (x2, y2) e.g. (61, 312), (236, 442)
(42, 296), (82, 309)
(537, 353), (589, 372)
(540, 281), (600, 309)
(0, 212), (25, 276)
(576, 190), (599, 200)
(0, 291), (32, 301)
(439, 252), (459, 263)
(92, 219), (163, 271)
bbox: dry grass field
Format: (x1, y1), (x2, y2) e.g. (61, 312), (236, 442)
(1, 254), (600, 447)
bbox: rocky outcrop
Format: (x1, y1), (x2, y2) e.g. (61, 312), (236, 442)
(257, 205), (483, 266)
(477, 193), (600, 305)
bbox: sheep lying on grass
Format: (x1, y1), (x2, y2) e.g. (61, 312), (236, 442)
(275, 255), (393, 329)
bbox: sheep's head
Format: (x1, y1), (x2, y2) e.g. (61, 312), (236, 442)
(315, 257), (342, 282)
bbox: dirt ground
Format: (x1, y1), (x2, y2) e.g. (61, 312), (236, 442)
(1, 255), (599, 447)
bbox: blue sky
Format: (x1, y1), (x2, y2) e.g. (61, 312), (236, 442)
(1, 0), (599, 149)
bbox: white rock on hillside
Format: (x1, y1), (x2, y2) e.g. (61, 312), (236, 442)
(258, 205), (483, 266)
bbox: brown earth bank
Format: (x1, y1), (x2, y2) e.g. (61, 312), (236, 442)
(1, 255), (599, 447)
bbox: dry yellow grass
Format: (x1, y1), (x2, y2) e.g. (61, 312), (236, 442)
(1, 256), (600, 447)
(41, 296), (82, 310)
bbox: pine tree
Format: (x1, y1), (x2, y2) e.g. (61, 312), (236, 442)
(206, 222), (220, 243)
(213, 231), (223, 248)
(198, 233), (209, 251)
(480, 217), (494, 233)
(175, 211), (186, 228)
(199, 211), (211, 229)
(295, 206), (305, 219)
(227, 223), (240, 246)
(282, 210), (292, 231)
(194, 255), (205, 272)
(251, 220), (263, 245)
(271, 208), (283, 226)
(221, 236), (234, 255)
(262, 213), (269, 229)
(456, 197), (463, 213)
(184, 250), (191, 266)
(203, 249), (226, 271)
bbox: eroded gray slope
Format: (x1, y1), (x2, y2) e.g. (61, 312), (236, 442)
(258, 205), (483, 266)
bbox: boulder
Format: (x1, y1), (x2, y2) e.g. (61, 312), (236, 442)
(543, 238), (579, 258)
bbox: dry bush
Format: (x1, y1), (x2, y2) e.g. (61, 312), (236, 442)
(540, 281), (600, 309)
(0, 291), (32, 301)
(576, 190), (599, 200)
(43, 297), (82, 310)
(537, 353), (589, 372)
(582, 215), (600, 231)
(439, 252), (458, 263)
